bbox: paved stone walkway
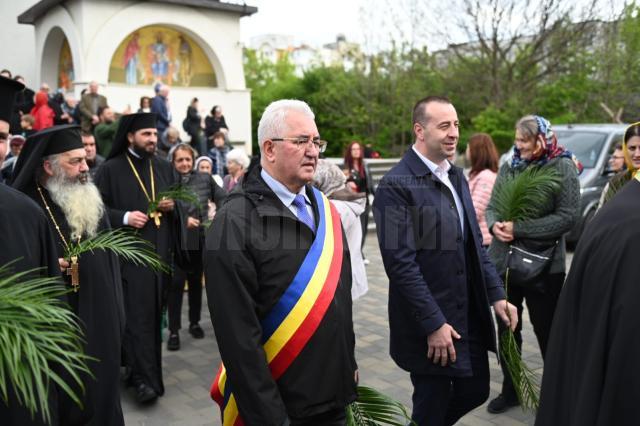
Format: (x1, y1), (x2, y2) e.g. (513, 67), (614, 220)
(122, 234), (561, 425)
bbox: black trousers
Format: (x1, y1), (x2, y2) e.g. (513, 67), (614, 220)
(409, 338), (490, 426)
(167, 261), (203, 333)
(290, 407), (346, 426)
(496, 272), (565, 402)
(360, 196), (370, 252)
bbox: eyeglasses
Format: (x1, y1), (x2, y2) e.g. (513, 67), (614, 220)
(271, 136), (327, 153)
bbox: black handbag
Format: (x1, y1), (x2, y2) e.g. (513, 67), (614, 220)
(506, 240), (558, 288)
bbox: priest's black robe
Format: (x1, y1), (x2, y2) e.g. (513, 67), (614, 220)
(95, 152), (176, 395)
(25, 186), (126, 426)
(0, 184), (62, 425)
(535, 179), (640, 426)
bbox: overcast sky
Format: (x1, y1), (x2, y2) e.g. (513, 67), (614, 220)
(238, 0), (626, 52)
(239, 0), (366, 47)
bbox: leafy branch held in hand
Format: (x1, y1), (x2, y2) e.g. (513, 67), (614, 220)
(64, 228), (170, 274)
(0, 261), (93, 424)
(346, 386), (415, 426)
(490, 164), (562, 412)
(147, 185), (200, 216)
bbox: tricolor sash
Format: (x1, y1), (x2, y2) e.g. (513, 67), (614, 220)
(210, 188), (344, 426)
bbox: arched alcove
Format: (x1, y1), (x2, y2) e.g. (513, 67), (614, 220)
(41, 26), (75, 89)
(108, 25), (217, 88)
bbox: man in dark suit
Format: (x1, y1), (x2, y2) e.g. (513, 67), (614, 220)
(373, 95), (517, 426)
(150, 85), (171, 146)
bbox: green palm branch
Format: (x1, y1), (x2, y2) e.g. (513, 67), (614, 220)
(500, 270), (540, 412)
(346, 386), (415, 426)
(65, 228), (170, 274)
(0, 261), (93, 424)
(490, 165), (562, 222)
(490, 164), (561, 412)
(147, 185), (200, 215)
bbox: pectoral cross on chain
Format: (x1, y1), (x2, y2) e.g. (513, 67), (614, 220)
(149, 210), (162, 228)
(67, 255), (80, 292)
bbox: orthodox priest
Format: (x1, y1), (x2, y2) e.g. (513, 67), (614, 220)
(535, 174), (640, 425)
(11, 125), (125, 425)
(0, 75), (63, 426)
(95, 112), (177, 403)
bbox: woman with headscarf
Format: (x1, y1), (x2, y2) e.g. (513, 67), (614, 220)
(598, 122), (640, 207)
(484, 115), (581, 414)
(314, 159), (369, 300)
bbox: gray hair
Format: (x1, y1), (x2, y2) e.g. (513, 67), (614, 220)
(515, 115), (540, 139)
(257, 99), (315, 151)
(226, 148), (250, 170)
(313, 159), (347, 197)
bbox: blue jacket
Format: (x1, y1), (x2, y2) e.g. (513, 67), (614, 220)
(373, 148), (505, 377)
(151, 95), (170, 132)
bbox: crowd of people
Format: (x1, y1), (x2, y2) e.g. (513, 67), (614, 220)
(0, 69), (238, 184)
(1, 68), (637, 426)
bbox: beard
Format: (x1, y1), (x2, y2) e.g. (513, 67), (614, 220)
(45, 169), (105, 240)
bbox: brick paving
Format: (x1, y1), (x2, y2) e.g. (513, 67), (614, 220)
(122, 233), (565, 425)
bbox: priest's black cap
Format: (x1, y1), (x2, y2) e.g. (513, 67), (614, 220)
(107, 112), (157, 160)
(12, 124), (83, 192)
(0, 76), (25, 123)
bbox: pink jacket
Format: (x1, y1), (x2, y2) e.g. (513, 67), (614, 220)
(467, 169), (497, 246)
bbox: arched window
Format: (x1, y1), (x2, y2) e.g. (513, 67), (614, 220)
(108, 25), (217, 87)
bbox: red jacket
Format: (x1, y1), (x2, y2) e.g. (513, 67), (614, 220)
(30, 91), (55, 131)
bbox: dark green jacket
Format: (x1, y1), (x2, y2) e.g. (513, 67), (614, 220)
(95, 120), (119, 158)
(486, 157), (581, 275)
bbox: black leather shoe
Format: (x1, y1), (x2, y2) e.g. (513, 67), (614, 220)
(135, 383), (157, 404)
(487, 394), (519, 414)
(167, 333), (180, 351)
(189, 323), (204, 339)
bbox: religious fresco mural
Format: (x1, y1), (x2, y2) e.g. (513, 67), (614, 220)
(58, 38), (74, 90)
(109, 26), (217, 87)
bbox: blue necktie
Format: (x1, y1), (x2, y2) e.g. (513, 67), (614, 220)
(292, 194), (315, 232)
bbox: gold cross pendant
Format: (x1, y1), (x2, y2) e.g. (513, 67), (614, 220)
(149, 210), (162, 228)
(66, 256), (80, 292)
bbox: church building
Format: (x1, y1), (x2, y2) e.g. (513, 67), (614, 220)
(4, 0), (256, 150)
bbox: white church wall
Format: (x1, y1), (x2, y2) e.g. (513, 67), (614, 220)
(78, 1), (251, 150)
(0, 0), (39, 86)
(34, 5), (84, 90)
(30, 1), (253, 151)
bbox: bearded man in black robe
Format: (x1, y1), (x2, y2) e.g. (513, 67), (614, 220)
(11, 124), (125, 425)
(94, 113), (177, 403)
(535, 175), (640, 426)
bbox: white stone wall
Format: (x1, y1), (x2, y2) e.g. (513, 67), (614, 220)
(0, 0), (40, 86)
(10, 0), (253, 151)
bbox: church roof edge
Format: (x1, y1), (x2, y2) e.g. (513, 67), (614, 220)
(18, 0), (258, 25)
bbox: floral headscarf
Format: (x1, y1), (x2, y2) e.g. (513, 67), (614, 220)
(511, 115), (583, 174)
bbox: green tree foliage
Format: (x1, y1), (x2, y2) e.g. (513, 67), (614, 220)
(244, 3), (640, 156)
